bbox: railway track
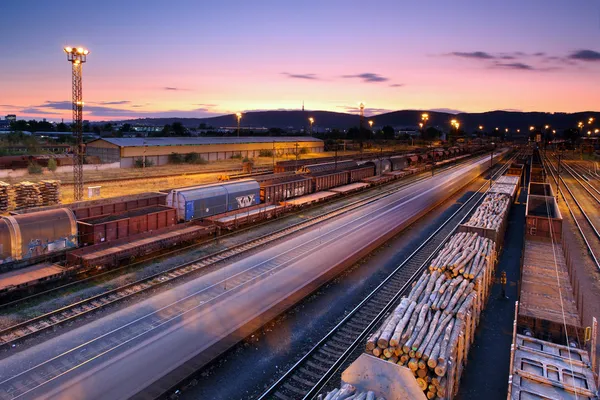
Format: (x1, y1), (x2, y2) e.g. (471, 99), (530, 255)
(0, 154), (492, 348)
(0, 153), (510, 400)
(0, 154), (483, 311)
(256, 154), (517, 400)
(544, 155), (600, 270)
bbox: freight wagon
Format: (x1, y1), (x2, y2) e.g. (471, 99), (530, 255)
(0, 208), (78, 264)
(301, 160), (358, 174)
(348, 166), (375, 182)
(167, 179), (260, 222)
(77, 205), (177, 245)
(67, 224), (214, 269)
(305, 170), (350, 192)
(259, 175), (313, 203)
(389, 155), (409, 171)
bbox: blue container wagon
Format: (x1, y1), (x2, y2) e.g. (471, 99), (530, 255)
(167, 179), (260, 222)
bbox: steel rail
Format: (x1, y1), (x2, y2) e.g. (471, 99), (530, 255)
(544, 155), (600, 271)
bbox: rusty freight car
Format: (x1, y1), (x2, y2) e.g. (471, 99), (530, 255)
(259, 175), (313, 203)
(77, 205), (177, 245)
(305, 170), (350, 192)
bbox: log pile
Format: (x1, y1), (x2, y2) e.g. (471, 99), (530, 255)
(39, 180), (61, 205)
(463, 194), (509, 230)
(428, 232), (495, 280)
(0, 181), (9, 212)
(318, 383), (385, 400)
(13, 181), (41, 210)
(365, 232), (496, 399)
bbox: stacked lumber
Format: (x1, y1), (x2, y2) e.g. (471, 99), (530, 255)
(0, 181), (9, 212)
(428, 232), (495, 279)
(39, 180), (61, 205)
(318, 383), (385, 400)
(463, 194), (509, 230)
(365, 232), (496, 399)
(13, 181), (41, 210)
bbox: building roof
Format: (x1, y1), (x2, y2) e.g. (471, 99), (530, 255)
(88, 136), (323, 148)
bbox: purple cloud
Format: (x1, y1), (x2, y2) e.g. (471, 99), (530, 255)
(342, 73), (389, 83)
(281, 72), (320, 80)
(569, 49), (600, 61)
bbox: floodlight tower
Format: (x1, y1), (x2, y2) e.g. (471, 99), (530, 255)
(64, 46), (89, 201)
(359, 102), (365, 132)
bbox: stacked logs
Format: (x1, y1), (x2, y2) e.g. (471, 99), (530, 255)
(428, 232), (494, 279)
(39, 180), (61, 206)
(318, 383), (385, 400)
(463, 193), (509, 230)
(365, 232), (496, 399)
(0, 181), (9, 212)
(13, 181), (42, 210)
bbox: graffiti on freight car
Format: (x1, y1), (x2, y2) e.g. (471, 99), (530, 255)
(236, 194), (256, 208)
(284, 187), (306, 199)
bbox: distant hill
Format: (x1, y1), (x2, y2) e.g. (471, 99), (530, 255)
(118, 110), (600, 132)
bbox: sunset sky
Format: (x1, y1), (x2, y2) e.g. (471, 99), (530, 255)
(1, 0), (600, 121)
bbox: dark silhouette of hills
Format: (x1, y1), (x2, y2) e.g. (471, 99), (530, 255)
(120, 110), (600, 132)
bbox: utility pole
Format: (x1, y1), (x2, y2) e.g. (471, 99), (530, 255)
(64, 46), (89, 201)
(272, 141), (275, 170)
(557, 151), (562, 201)
(334, 141), (338, 171)
(490, 144), (494, 188)
(295, 142), (299, 171)
(430, 143), (435, 177)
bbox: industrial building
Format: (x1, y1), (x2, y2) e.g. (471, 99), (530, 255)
(85, 137), (325, 167)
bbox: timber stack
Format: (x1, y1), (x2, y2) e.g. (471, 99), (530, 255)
(0, 181), (9, 212)
(364, 231), (496, 399)
(318, 384), (385, 400)
(462, 194), (509, 230)
(13, 181), (41, 210)
(39, 180), (61, 206)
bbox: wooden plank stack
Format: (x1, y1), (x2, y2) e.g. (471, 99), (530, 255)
(318, 383), (385, 400)
(0, 181), (9, 212)
(13, 181), (42, 210)
(463, 193), (509, 230)
(365, 232), (496, 399)
(39, 180), (61, 206)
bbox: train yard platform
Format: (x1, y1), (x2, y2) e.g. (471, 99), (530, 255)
(329, 182), (370, 194)
(0, 262), (65, 292)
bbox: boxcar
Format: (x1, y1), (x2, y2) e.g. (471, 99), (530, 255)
(348, 166), (375, 182)
(306, 170), (349, 192)
(167, 179), (260, 221)
(259, 175), (313, 203)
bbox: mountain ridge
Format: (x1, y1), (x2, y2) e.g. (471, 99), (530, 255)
(116, 110), (600, 131)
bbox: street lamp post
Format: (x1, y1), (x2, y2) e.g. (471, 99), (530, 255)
(490, 142), (495, 188)
(308, 117), (314, 135)
(236, 112), (242, 137)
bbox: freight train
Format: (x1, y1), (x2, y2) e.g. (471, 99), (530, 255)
(0, 145), (489, 269)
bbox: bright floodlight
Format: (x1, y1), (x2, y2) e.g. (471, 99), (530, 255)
(64, 46), (89, 64)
